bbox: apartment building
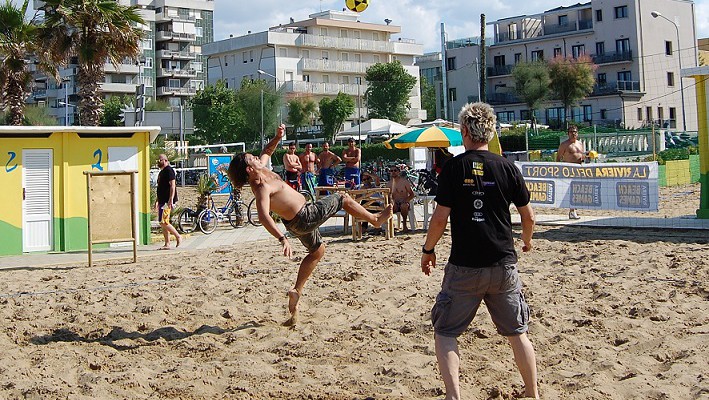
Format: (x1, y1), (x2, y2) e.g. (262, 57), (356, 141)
(417, 38), (482, 121)
(486, 0), (698, 131)
(202, 10), (426, 130)
(29, 0), (214, 125)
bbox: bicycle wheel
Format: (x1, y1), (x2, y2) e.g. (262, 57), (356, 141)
(177, 208), (197, 234)
(197, 209), (218, 234)
(300, 190), (315, 204)
(228, 202), (245, 228)
(247, 198), (261, 226)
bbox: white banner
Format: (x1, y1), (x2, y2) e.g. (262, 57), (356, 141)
(515, 161), (659, 211)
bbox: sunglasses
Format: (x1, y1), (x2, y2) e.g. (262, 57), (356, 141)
(389, 169), (399, 172)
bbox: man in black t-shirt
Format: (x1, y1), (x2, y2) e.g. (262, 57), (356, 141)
(156, 154), (181, 249)
(421, 103), (539, 399)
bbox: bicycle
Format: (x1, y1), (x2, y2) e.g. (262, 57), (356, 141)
(247, 172), (316, 227)
(197, 188), (262, 233)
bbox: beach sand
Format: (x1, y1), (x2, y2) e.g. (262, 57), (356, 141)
(0, 183), (707, 399)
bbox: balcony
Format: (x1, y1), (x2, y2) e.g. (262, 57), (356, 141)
(592, 80), (641, 95)
(100, 82), (137, 93)
(487, 65), (515, 77)
(33, 89), (47, 99)
(544, 21), (579, 35)
(591, 51), (633, 64)
(487, 93), (521, 105)
(157, 49), (197, 60)
(156, 31), (196, 42)
(301, 58), (369, 74)
(296, 33), (394, 53)
(157, 86), (197, 96)
(285, 81), (367, 96)
(157, 68), (197, 78)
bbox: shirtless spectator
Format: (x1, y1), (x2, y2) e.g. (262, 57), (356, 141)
(317, 142), (341, 187)
(283, 142), (302, 191)
(299, 143), (318, 197)
(387, 165), (416, 232)
(342, 138), (361, 188)
(227, 125), (392, 325)
(557, 125), (585, 219)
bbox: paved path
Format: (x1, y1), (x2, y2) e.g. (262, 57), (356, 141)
(2, 203), (707, 269)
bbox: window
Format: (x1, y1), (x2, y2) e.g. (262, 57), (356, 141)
(546, 107), (565, 124)
(558, 15), (568, 25)
(341, 76), (350, 84)
(508, 23), (518, 40)
(446, 57), (456, 70)
(514, 53), (522, 64)
(195, 27), (203, 37)
(168, 79), (181, 88)
(322, 75), (329, 83)
(355, 76), (362, 85)
(191, 61), (202, 72)
(320, 28), (328, 36)
(646, 107), (653, 122)
(583, 105), (592, 122)
(667, 72), (675, 86)
(341, 52), (349, 62)
(669, 107), (677, 125)
(373, 55), (380, 63)
(322, 51), (329, 60)
(637, 108), (643, 121)
(303, 74), (310, 82)
(618, 71), (632, 82)
(665, 41), (673, 56)
(354, 53), (361, 62)
(144, 58), (153, 68)
(572, 44), (585, 58)
(448, 88), (457, 101)
(280, 48), (287, 57)
(596, 42), (605, 55)
(142, 39), (152, 50)
(597, 73), (607, 85)
(242, 51), (247, 63)
(595, 9), (603, 22)
(600, 109), (607, 119)
(302, 49), (310, 58)
(616, 38), (630, 54)
(553, 47), (562, 58)
(614, 5), (628, 19)
(658, 107), (664, 122)
(223, 55), (228, 67)
(340, 29), (347, 38)
(190, 80), (204, 91)
(493, 55), (505, 66)
(249, 50), (253, 62)
(497, 111), (515, 122)
(531, 50), (544, 61)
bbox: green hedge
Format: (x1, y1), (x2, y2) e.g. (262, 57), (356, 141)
(500, 132), (564, 151)
(251, 143), (410, 167)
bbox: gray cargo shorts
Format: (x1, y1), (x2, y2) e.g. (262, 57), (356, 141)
(431, 261), (530, 337)
(282, 193), (345, 253)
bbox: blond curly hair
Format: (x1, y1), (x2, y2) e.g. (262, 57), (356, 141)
(458, 102), (496, 143)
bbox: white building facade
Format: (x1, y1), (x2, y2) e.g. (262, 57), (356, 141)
(486, 0), (698, 131)
(29, 0), (214, 125)
(202, 10), (426, 129)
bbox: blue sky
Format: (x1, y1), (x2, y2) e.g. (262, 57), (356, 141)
(13, 0), (709, 53)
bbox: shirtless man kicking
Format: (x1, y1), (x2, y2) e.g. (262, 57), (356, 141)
(557, 125), (585, 219)
(387, 165), (416, 232)
(228, 125), (393, 324)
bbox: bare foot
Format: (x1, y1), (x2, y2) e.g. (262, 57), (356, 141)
(158, 245), (170, 250)
(373, 204), (393, 228)
(176, 235), (182, 248)
(402, 226), (410, 233)
(287, 289), (300, 316)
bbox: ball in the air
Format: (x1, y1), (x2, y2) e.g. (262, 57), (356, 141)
(345, 0), (369, 12)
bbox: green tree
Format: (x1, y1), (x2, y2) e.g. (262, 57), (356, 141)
(287, 97), (317, 141)
(419, 76), (437, 122)
(40, 0), (144, 126)
(548, 55), (596, 123)
(512, 61), (550, 129)
(319, 92), (355, 142)
(236, 78), (280, 147)
(190, 80), (243, 144)
(100, 94), (132, 126)
(365, 60), (417, 122)
(0, 0), (56, 125)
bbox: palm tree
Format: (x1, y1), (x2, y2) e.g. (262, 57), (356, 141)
(0, 0), (55, 125)
(40, 0), (144, 126)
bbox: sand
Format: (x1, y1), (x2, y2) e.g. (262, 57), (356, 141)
(0, 183), (707, 399)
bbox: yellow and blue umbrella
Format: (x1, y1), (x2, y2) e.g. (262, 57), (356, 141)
(384, 126), (462, 149)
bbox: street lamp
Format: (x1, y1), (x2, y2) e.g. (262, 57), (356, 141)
(62, 77), (71, 126)
(651, 11), (686, 131)
(257, 69), (281, 148)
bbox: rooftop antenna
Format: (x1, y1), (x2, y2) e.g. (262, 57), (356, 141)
(384, 18), (392, 25)
(320, 0), (323, 12)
